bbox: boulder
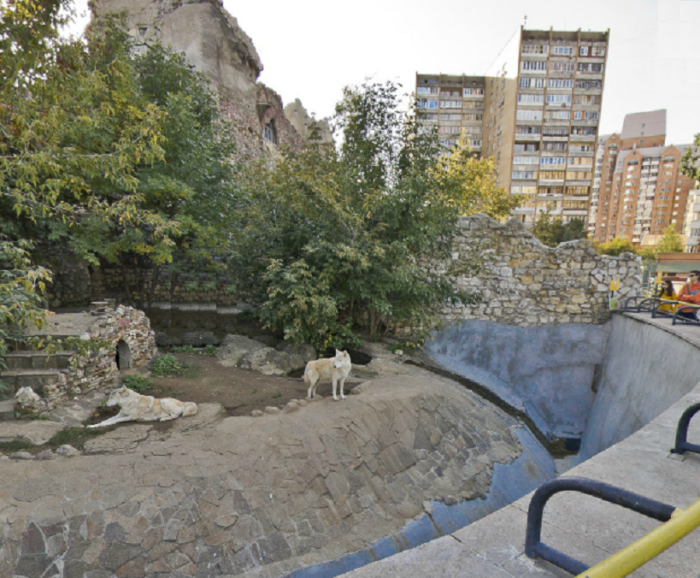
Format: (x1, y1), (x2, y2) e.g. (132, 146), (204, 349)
(218, 334), (306, 375)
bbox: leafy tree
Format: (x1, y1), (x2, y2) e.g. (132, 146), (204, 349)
(232, 81), (493, 348)
(0, 239), (52, 394)
(655, 224), (684, 254)
(595, 236), (637, 256)
(436, 138), (521, 218)
(533, 214), (587, 247)
(1, 4), (238, 304)
(681, 132), (700, 182)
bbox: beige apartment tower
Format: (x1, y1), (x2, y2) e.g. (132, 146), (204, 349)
(416, 27), (609, 226)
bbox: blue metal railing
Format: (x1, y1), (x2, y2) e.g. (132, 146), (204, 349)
(525, 477), (676, 575)
(672, 402), (700, 455)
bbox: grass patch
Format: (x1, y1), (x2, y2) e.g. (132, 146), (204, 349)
(45, 426), (115, 449)
(123, 375), (152, 393)
(0, 439), (34, 453)
(171, 344), (195, 354)
(150, 354), (190, 378)
(204, 344), (218, 356)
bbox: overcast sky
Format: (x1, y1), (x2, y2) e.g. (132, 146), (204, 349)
(67, 0), (700, 145)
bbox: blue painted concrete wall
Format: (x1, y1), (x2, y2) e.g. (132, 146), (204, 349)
(580, 315), (700, 458)
(425, 320), (611, 439)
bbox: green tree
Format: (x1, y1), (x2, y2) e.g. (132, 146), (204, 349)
(533, 214), (587, 247)
(436, 138), (521, 218)
(681, 132), (700, 182)
(233, 81), (488, 348)
(596, 236), (637, 256)
(1, 5), (238, 304)
(655, 224), (684, 254)
(0, 239), (52, 394)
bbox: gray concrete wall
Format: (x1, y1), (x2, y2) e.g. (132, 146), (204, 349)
(426, 320), (611, 439)
(580, 314), (700, 458)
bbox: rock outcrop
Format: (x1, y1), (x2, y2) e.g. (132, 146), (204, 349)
(91, 0), (332, 158)
(0, 372), (552, 578)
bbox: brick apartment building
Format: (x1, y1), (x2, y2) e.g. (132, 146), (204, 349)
(587, 110), (695, 247)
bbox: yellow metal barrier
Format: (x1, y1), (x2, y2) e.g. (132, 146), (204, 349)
(576, 497), (700, 578)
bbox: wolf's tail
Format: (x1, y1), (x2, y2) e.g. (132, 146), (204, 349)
(303, 367), (310, 385)
(183, 402), (198, 417)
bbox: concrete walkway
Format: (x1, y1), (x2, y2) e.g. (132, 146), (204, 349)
(340, 313), (700, 578)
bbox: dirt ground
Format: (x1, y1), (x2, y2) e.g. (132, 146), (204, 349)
(134, 352), (364, 416)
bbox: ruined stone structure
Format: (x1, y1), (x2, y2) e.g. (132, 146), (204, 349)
(444, 214), (640, 326)
(91, 0), (331, 158)
(7, 305), (157, 412)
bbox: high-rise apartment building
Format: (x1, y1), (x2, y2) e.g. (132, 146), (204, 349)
(587, 110), (695, 246)
(416, 27), (609, 226)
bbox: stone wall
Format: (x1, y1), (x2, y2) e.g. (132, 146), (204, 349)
(89, 268), (239, 306)
(445, 215), (641, 326)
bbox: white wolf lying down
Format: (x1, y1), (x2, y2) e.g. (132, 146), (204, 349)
(304, 349), (352, 401)
(87, 386), (198, 428)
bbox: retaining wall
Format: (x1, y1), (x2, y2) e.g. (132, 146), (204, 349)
(580, 314), (700, 458)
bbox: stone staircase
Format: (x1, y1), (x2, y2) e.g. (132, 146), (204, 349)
(0, 344), (75, 420)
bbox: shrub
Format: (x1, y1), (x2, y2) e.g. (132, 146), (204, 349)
(123, 375), (152, 392)
(150, 353), (189, 378)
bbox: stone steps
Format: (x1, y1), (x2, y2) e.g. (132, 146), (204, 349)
(4, 351), (74, 370)
(0, 369), (67, 396)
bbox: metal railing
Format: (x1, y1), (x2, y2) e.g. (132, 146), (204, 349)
(525, 477), (700, 577)
(672, 402), (700, 455)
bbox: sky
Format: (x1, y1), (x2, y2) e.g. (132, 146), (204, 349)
(66, 0), (700, 145)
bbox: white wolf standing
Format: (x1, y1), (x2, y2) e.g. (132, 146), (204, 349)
(304, 349), (352, 401)
(87, 386), (198, 428)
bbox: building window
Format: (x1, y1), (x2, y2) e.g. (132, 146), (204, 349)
(521, 60), (548, 71)
(262, 119), (277, 144)
(463, 87), (484, 96)
(440, 100), (462, 109)
(577, 62), (604, 73)
(520, 77), (546, 89)
(546, 94), (572, 105)
(417, 99), (438, 109)
(516, 109), (543, 121)
(512, 171), (538, 179)
(513, 156), (540, 165)
(550, 61), (575, 73)
(540, 157), (566, 166)
(551, 45), (573, 55)
(518, 94), (545, 104)
(576, 80), (602, 90)
(580, 46), (589, 56)
(416, 86), (438, 95)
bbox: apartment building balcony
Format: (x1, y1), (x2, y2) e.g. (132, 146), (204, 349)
(516, 133), (542, 141)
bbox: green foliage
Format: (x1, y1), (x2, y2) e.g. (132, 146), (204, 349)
(0, 239), (52, 372)
(1, 5), (238, 304)
(170, 344), (195, 354)
(150, 353), (189, 377)
(656, 225), (684, 254)
(204, 344), (218, 356)
(596, 237), (637, 256)
(436, 138), (521, 218)
(533, 214), (587, 247)
(0, 439), (34, 453)
(681, 133), (700, 182)
(122, 375), (152, 392)
(233, 81), (485, 345)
